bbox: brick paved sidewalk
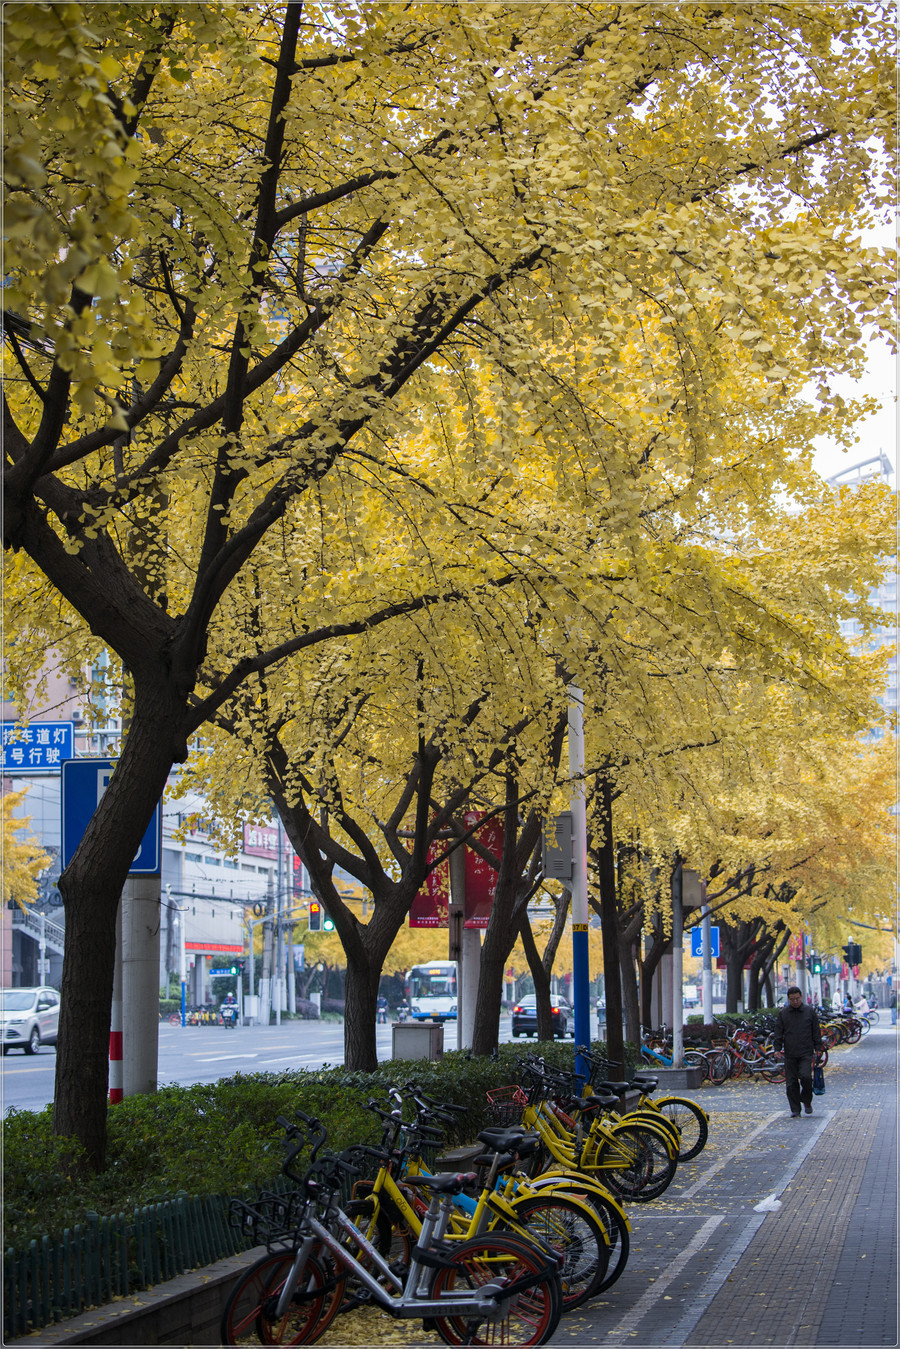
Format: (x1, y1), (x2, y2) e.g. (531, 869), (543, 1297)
(549, 1023), (898, 1349)
(15, 1024), (896, 1347)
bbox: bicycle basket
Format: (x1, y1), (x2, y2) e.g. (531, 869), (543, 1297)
(228, 1190), (305, 1250)
(486, 1084), (528, 1125)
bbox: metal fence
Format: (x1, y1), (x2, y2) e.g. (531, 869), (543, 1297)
(3, 1183), (287, 1340)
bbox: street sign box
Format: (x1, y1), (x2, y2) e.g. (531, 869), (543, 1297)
(61, 758), (161, 873)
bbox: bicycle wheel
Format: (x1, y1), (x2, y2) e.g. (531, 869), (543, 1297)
(507, 1195), (609, 1311)
(523, 1174), (630, 1293)
(429, 1233), (562, 1346)
(707, 1049), (732, 1084)
(627, 1127), (678, 1200)
(168, 1012), (181, 1025)
(590, 1125), (661, 1200)
(683, 1049), (710, 1081)
(221, 1249), (333, 1346)
(656, 1097), (709, 1161)
(621, 1108), (681, 1155)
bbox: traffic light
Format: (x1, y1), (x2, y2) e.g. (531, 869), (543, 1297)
(850, 942), (862, 966)
(812, 955), (822, 975)
(308, 901), (322, 932)
(842, 943), (852, 966)
(323, 911), (335, 933)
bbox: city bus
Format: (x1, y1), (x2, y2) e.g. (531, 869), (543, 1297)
(405, 962), (458, 1020)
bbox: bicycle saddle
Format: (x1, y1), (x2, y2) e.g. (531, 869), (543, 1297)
(477, 1127), (536, 1151)
(404, 1170), (479, 1193)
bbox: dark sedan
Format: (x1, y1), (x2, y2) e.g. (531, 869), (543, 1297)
(511, 994), (573, 1038)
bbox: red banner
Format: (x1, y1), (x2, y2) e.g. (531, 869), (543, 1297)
(463, 810), (503, 929)
(243, 822), (280, 858)
(787, 934), (804, 961)
(410, 840), (450, 928)
(185, 941), (243, 953)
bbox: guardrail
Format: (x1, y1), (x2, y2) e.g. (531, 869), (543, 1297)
(3, 1179), (290, 1340)
(9, 906), (66, 955)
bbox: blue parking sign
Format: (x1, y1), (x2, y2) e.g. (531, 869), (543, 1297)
(690, 926), (720, 958)
(61, 759), (161, 873)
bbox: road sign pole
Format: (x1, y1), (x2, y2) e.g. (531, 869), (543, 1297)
(701, 884), (713, 1023)
(109, 901), (124, 1104)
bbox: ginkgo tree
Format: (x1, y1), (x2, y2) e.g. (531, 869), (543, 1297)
(3, 1), (894, 1167)
(2, 790), (50, 910)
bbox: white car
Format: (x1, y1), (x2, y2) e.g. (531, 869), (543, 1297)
(1, 986), (60, 1055)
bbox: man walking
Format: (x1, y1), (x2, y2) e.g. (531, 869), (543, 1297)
(773, 985), (823, 1117)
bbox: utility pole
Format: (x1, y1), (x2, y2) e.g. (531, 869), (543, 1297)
(449, 843), (480, 1049)
(258, 880), (275, 1024)
(121, 874), (161, 1096)
(701, 882), (713, 1022)
(567, 685), (591, 1079)
(671, 862), (684, 1068)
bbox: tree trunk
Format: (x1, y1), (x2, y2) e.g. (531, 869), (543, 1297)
(618, 914), (643, 1047)
(342, 953), (382, 1068)
(471, 775), (543, 1058)
(54, 690), (183, 1169)
(519, 889), (568, 1041)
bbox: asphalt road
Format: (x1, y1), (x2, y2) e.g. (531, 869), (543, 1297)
(0, 1013), (585, 1115)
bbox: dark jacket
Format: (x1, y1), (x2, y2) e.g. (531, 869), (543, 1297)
(774, 1003), (822, 1057)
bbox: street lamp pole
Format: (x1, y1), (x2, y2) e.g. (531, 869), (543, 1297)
(567, 684), (591, 1082)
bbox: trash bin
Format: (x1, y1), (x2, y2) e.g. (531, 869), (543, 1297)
(596, 1006), (607, 1041)
(392, 1019), (444, 1061)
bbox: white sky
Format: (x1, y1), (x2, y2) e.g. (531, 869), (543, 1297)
(811, 336), (897, 484)
(811, 221), (896, 486)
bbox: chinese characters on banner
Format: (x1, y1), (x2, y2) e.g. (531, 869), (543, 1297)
(408, 813), (504, 929)
(409, 839), (450, 928)
(1, 721), (74, 771)
(787, 934), (804, 962)
(242, 822), (281, 858)
(463, 810), (503, 928)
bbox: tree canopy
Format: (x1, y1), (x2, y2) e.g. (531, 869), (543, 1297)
(2, 0), (894, 1165)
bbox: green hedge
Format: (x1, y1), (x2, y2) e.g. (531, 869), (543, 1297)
(3, 1039), (633, 1252)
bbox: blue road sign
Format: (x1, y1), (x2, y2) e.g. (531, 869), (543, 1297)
(61, 758), (161, 874)
(2, 721), (73, 772)
(690, 926), (720, 958)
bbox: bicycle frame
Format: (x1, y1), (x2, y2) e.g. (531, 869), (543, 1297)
(274, 1188), (522, 1324)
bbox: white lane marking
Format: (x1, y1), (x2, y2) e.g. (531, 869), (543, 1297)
(608, 1215), (724, 1338)
(678, 1111), (780, 1201)
(192, 1054), (260, 1063)
(660, 1110), (834, 1346)
(257, 1056), (311, 1065)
